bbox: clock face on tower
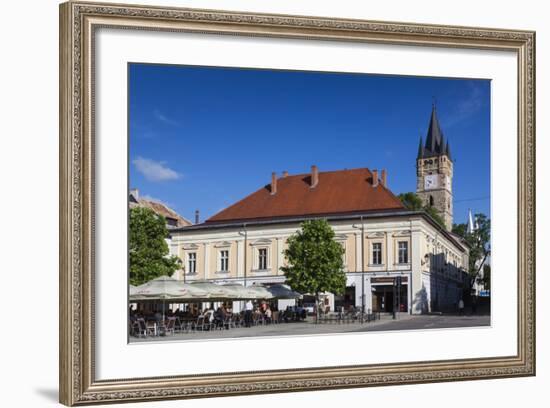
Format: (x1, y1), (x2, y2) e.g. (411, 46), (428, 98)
(424, 174), (438, 190)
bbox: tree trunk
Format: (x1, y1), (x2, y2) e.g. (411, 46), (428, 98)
(315, 292), (320, 324)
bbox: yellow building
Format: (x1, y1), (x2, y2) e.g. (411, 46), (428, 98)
(170, 165), (469, 314)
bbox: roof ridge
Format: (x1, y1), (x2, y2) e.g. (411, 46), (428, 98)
(276, 167), (372, 178)
(206, 166), (403, 223)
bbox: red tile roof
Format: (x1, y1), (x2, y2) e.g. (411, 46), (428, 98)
(206, 168), (404, 223)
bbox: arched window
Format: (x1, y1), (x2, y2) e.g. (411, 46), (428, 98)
(429, 195), (434, 207)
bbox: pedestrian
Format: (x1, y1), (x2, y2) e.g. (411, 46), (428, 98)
(265, 306), (272, 324)
(245, 300), (253, 327)
(458, 298), (465, 316)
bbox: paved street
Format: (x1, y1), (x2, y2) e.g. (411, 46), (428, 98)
(129, 314), (490, 343)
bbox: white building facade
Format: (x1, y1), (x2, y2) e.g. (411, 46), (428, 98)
(170, 210), (469, 314)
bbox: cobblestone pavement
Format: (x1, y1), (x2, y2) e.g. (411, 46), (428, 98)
(129, 313), (490, 343)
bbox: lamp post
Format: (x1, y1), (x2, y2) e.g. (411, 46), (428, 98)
(352, 216), (365, 323)
(238, 223), (248, 287)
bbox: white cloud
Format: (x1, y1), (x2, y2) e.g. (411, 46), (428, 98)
(154, 109), (181, 126)
(442, 82), (486, 128)
(133, 157), (181, 182)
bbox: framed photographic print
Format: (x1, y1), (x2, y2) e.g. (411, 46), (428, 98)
(59, 1), (536, 405)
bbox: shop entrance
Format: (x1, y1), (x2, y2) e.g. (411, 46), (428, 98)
(371, 278), (408, 313)
(335, 286), (356, 311)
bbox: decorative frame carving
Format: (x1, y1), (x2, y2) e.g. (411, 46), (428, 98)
(59, 1), (535, 405)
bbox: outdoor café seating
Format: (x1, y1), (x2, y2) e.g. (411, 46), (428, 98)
(129, 277), (306, 338)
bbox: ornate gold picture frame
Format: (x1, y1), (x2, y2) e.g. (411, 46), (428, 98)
(59, 1), (535, 405)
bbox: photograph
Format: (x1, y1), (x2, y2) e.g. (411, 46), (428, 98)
(57, 1), (535, 405)
(127, 64), (492, 342)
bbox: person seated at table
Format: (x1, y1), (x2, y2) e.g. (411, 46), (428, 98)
(153, 310), (162, 323)
(214, 307), (225, 328)
(264, 306), (272, 324)
(203, 308), (214, 324)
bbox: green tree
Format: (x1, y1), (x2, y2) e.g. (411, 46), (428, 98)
(452, 213), (491, 286)
(481, 264), (491, 290)
(398, 192), (446, 229)
(282, 219), (346, 317)
(398, 192), (424, 210)
(129, 206), (181, 286)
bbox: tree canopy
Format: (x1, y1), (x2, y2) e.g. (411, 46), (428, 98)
(452, 212), (491, 284)
(129, 206), (181, 286)
(282, 219), (346, 298)
(398, 192), (446, 229)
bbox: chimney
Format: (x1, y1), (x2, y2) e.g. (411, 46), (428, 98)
(282, 170), (289, 178)
(310, 165), (319, 188)
(194, 210), (200, 224)
(130, 188), (139, 199)
(372, 169), (379, 187)
(381, 169), (387, 188)
(271, 172), (277, 195)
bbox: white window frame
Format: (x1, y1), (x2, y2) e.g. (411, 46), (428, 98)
(257, 247), (268, 271)
(398, 241), (409, 264)
(372, 242), (383, 265)
(187, 252), (197, 274)
(218, 249), (229, 273)
(250, 238), (272, 272)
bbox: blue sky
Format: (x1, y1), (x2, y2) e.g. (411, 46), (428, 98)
(129, 63), (490, 225)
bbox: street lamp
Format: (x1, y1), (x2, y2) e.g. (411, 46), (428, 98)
(238, 223), (248, 287)
(352, 216), (365, 323)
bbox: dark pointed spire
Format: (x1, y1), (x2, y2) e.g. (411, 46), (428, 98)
(417, 136), (424, 159)
(424, 105), (444, 153)
(441, 134), (447, 155)
(446, 140), (452, 160)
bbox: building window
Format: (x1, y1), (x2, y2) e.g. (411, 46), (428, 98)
(429, 195), (434, 206)
(372, 242), (382, 265)
(187, 252), (196, 274)
(219, 250), (229, 272)
(258, 248), (268, 270)
(398, 241), (409, 264)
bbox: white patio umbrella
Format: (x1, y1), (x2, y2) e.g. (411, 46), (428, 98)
(187, 281), (233, 301)
(130, 276), (209, 301)
(266, 283), (302, 299)
(247, 284), (274, 300)
(221, 283), (265, 300)
(130, 276), (210, 320)
(219, 283), (248, 300)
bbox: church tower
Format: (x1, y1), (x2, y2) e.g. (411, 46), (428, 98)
(416, 105), (453, 231)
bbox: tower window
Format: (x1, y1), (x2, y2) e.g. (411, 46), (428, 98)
(429, 196), (434, 206)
